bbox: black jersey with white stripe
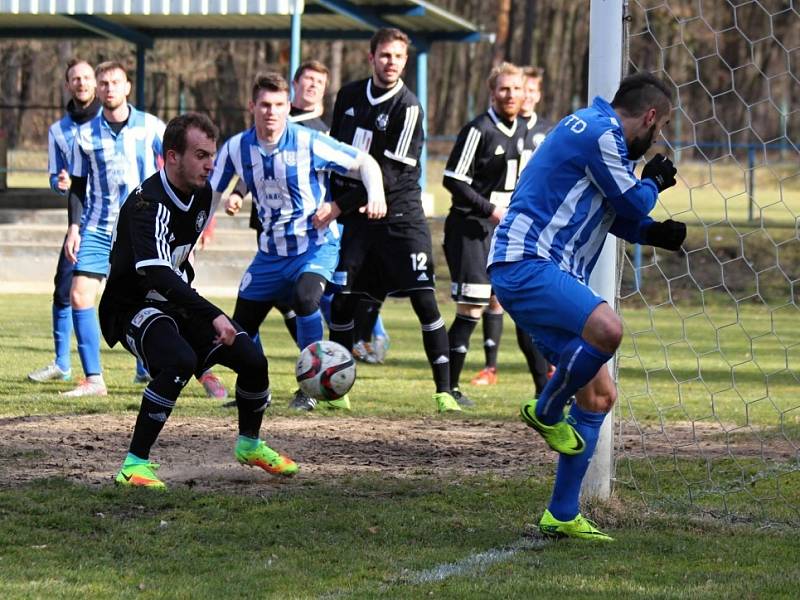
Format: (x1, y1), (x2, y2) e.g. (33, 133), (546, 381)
(442, 107), (527, 220)
(290, 105), (330, 133)
(520, 111), (554, 172)
(101, 169), (219, 344)
(330, 78), (424, 223)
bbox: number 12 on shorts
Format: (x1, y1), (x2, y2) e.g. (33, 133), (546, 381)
(410, 252), (428, 271)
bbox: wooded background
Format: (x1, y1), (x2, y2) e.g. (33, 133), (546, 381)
(0, 0), (797, 160)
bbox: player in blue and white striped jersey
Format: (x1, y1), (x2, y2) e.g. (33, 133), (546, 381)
(212, 72), (385, 410)
(27, 59), (101, 385)
(61, 61), (165, 398)
(489, 72), (685, 541)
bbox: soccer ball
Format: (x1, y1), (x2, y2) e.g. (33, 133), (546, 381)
(295, 341), (356, 400)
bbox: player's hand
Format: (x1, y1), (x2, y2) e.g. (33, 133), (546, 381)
(225, 192), (243, 216)
(212, 314), (237, 346)
(313, 201), (341, 229)
(489, 206), (505, 226)
(641, 153), (677, 192)
(64, 225), (81, 264)
(359, 193), (387, 220)
(644, 219), (686, 251)
(56, 169), (71, 192)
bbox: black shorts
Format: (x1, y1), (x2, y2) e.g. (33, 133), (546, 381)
(335, 218), (435, 299)
(119, 303), (243, 378)
(443, 212), (494, 305)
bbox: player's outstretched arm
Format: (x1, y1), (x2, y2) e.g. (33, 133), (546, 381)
(348, 152), (386, 219)
(610, 215), (686, 251)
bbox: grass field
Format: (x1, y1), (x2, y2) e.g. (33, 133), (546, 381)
(1, 293), (799, 598)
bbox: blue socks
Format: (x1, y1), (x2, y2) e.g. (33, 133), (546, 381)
(135, 358), (148, 378)
(53, 303), (72, 372)
(296, 310), (324, 350)
(536, 337), (612, 425)
(73, 306), (102, 377)
(547, 402), (608, 521)
(372, 314), (387, 339)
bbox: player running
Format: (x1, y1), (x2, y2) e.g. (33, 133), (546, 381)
(213, 72), (385, 412)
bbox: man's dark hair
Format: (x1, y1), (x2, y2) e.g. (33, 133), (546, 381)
(293, 60), (329, 83)
(65, 58), (92, 82)
(611, 72), (673, 117)
(163, 112), (219, 155)
(370, 27), (410, 55)
(252, 72), (290, 102)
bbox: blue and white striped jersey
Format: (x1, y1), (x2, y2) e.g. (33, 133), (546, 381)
(70, 105), (165, 234)
(47, 102), (101, 194)
(210, 122), (360, 257)
(488, 96), (658, 283)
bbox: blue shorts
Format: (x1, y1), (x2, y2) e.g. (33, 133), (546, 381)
(489, 259), (604, 365)
(75, 228), (112, 276)
(238, 240), (339, 303)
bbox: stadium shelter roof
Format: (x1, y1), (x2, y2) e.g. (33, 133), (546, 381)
(0, 0), (488, 189)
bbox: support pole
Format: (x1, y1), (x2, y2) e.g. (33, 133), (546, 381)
(415, 40), (429, 193)
(289, 0), (302, 91)
(136, 43), (146, 109)
(583, 0), (625, 502)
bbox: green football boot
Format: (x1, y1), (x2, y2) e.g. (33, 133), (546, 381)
(434, 391), (462, 413)
(520, 401), (585, 455)
(115, 460), (166, 489)
(538, 509), (614, 542)
(235, 438), (298, 477)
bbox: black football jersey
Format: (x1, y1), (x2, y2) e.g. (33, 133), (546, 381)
(104, 170), (212, 313)
(330, 78), (425, 223)
(289, 106), (330, 133)
(443, 107), (527, 219)
(520, 112), (554, 171)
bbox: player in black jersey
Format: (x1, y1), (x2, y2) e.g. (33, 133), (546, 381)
(328, 27), (460, 413)
(443, 63), (526, 406)
(513, 65), (558, 398)
(100, 113), (298, 488)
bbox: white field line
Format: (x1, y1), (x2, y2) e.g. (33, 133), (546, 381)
(398, 537), (550, 585)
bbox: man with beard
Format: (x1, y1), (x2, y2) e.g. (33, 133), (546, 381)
(489, 72), (684, 540)
(442, 62), (526, 408)
(100, 113), (297, 488)
(328, 27), (460, 413)
(27, 58), (100, 383)
(62, 61), (165, 397)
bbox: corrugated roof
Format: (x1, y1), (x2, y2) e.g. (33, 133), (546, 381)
(0, 0), (484, 40)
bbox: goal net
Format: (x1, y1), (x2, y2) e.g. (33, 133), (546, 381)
(615, 0), (800, 525)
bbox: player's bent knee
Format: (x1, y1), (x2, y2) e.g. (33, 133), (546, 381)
(409, 289), (441, 324)
(584, 304), (623, 353)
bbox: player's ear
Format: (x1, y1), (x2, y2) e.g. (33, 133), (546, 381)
(644, 107), (657, 127)
(124, 79), (132, 97)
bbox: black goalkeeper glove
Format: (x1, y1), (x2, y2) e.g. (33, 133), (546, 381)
(641, 153), (677, 192)
(644, 219), (686, 251)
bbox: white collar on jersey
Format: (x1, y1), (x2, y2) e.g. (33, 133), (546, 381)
(525, 112), (539, 130)
(159, 168), (194, 212)
(488, 106), (518, 137)
(367, 78), (405, 106)
(290, 107), (324, 122)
